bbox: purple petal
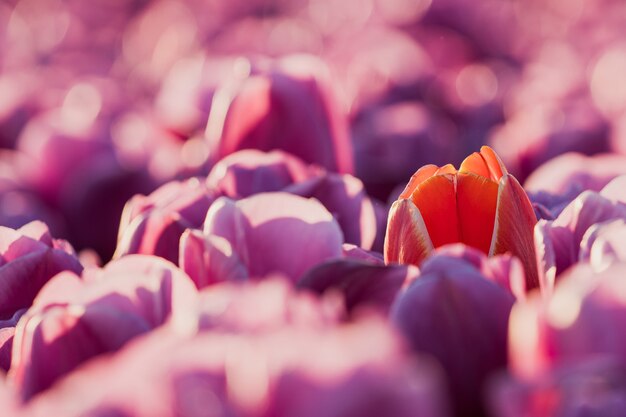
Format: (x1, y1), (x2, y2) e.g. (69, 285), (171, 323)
(580, 219), (626, 271)
(206, 149), (314, 198)
(534, 191), (626, 289)
(206, 55), (353, 174)
(115, 178), (215, 263)
(489, 359), (626, 417)
(179, 229), (248, 288)
(204, 193), (344, 282)
(298, 259), (416, 315)
(392, 258), (515, 416)
(9, 255), (197, 400)
(285, 173), (378, 250)
(342, 243), (384, 265)
(509, 262), (626, 379)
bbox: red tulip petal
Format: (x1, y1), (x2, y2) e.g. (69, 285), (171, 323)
(435, 164), (457, 176)
(384, 199), (434, 266)
(491, 174), (539, 290)
(479, 146), (507, 178)
(456, 172), (499, 255)
(398, 165), (439, 199)
(459, 146), (506, 181)
(409, 174), (460, 248)
(399, 164), (457, 200)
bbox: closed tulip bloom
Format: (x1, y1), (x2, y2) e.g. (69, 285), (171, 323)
(385, 146), (539, 289)
(205, 55), (353, 174)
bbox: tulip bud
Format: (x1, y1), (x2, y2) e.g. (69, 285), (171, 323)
(384, 146), (539, 289)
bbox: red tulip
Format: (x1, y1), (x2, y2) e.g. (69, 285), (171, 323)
(384, 146), (539, 289)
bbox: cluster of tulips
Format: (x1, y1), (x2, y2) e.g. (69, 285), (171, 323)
(2, 0), (626, 416)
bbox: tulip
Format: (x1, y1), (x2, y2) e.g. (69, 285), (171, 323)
(489, 359), (626, 417)
(524, 153), (626, 218)
(179, 192), (344, 286)
(508, 262), (626, 380)
(298, 259), (419, 316)
(205, 55), (353, 174)
(115, 178), (216, 264)
(391, 245), (516, 417)
(206, 149), (380, 250)
(534, 185), (626, 292)
(384, 146), (539, 289)
(9, 255), (198, 401)
(26, 279), (450, 417)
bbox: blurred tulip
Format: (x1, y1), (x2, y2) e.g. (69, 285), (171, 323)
(179, 192), (343, 286)
(508, 263), (626, 380)
(25, 279), (450, 417)
(534, 186), (626, 292)
(205, 55), (353, 174)
(391, 246), (516, 417)
(524, 153), (626, 218)
(0, 221), (82, 320)
(489, 359), (626, 417)
(298, 259), (419, 316)
(384, 146), (539, 289)
(207, 149), (381, 250)
(490, 97), (610, 183)
(9, 255), (197, 401)
(115, 178), (215, 264)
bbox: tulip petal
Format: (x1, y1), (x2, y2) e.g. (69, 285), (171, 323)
(600, 174), (626, 204)
(491, 174), (539, 289)
(459, 146), (506, 181)
(456, 172), (499, 254)
(409, 174), (460, 248)
(398, 165), (439, 199)
(179, 229), (248, 288)
(298, 259), (417, 315)
(205, 193), (344, 282)
(384, 199), (434, 266)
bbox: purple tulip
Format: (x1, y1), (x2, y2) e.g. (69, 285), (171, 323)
(8, 255), (197, 401)
(206, 149), (315, 199)
(298, 259), (417, 316)
(579, 219), (626, 271)
(15, 107), (158, 258)
(0, 221), (82, 320)
(491, 101), (610, 183)
(391, 245), (516, 417)
(205, 54), (353, 174)
(180, 192), (344, 287)
(24, 279), (450, 417)
(115, 178), (215, 264)
(534, 187), (626, 292)
(525, 153), (626, 217)
(351, 102), (459, 201)
(0, 309), (26, 372)
(489, 359), (626, 417)
(508, 262), (626, 380)
(207, 149), (381, 250)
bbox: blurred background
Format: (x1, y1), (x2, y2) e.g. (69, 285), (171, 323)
(0, 0), (622, 261)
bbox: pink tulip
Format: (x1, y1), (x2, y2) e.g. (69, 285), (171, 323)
(534, 185), (626, 292)
(508, 262), (626, 380)
(205, 55), (353, 174)
(180, 192), (343, 287)
(24, 279), (450, 417)
(115, 178), (215, 263)
(207, 149), (380, 249)
(9, 255), (197, 401)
